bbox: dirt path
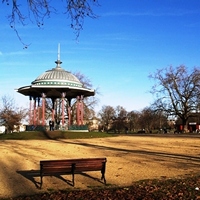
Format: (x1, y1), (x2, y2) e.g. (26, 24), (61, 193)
(1, 135), (200, 199)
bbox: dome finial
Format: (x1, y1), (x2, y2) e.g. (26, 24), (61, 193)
(55, 43), (62, 68)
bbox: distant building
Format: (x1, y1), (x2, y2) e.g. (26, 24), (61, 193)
(0, 125), (26, 133)
(88, 117), (100, 131)
(0, 126), (5, 134)
(176, 113), (200, 132)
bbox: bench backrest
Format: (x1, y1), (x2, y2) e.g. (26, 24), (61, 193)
(40, 158), (107, 174)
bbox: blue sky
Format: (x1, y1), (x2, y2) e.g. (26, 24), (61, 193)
(0, 0), (200, 113)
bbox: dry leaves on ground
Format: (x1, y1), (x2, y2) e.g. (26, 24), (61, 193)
(7, 174), (200, 200)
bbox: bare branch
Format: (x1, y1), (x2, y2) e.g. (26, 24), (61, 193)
(2, 0), (99, 46)
(65, 0), (99, 38)
(27, 0), (52, 27)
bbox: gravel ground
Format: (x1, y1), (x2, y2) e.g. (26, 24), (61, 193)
(1, 135), (200, 199)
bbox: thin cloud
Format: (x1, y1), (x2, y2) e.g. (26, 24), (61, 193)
(103, 10), (199, 17)
(4, 51), (30, 56)
(96, 32), (141, 43)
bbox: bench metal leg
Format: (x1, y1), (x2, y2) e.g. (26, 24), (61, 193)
(72, 163), (75, 186)
(72, 173), (75, 186)
(40, 175), (43, 189)
(101, 174), (106, 184)
(101, 162), (106, 184)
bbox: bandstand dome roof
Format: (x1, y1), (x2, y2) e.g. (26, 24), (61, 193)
(16, 48), (95, 99)
(32, 64), (83, 88)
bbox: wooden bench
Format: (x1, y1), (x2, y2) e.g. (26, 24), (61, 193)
(40, 158), (107, 188)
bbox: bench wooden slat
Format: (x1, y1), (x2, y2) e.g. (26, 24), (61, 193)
(41, 158), (106, 163)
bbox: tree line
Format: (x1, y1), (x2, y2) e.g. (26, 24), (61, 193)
(97, 105), (170, 133)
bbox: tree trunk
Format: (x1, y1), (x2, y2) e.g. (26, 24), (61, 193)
(182, 118), (189, 133)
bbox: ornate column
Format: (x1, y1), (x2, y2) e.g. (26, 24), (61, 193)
(61, 92), (66, 126)
(67, 98), (72, 127)
(80, 95), (84, 125)
(29, 96), (32, 125)
(76, 95), (84, 125)
(76, 96), (80, 125)
(33, 97), (37, 126)
(51, 98), (55, 121)
(68, 107), (71, 126)
(42, 93), (46, 126)
(37, 97), (40, 125)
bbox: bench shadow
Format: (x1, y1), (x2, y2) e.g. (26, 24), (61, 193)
(54, 174), (74, 186)
(17, 170), (75, 188)
(79, 172), (106, 184)
(16, 170), (41, 189)
(17, 170), (105, 188)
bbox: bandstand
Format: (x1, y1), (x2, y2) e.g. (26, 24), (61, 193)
(16, 45), (95, 130)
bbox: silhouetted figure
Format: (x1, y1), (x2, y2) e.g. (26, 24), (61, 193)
(55, 119), (60, 130)
(52, 121), (54, 130)
(49, 120), (54, 131)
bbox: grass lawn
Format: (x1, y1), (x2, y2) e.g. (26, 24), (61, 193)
(0, 130), (115, 140)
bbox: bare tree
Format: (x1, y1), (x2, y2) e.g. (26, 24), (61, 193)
(138, 107), (168, 133)
(127, 110), (140, 132)
(112, 105), (128, 133)
(2, 0), (99, 46)
(98, 105), (115, 132)
(73, 71), (99, 121)
(149, 65), (200, 132)
(0, 95), (27, 133)
(138, 107), (154, 132)
(73, 71), (99, 111)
